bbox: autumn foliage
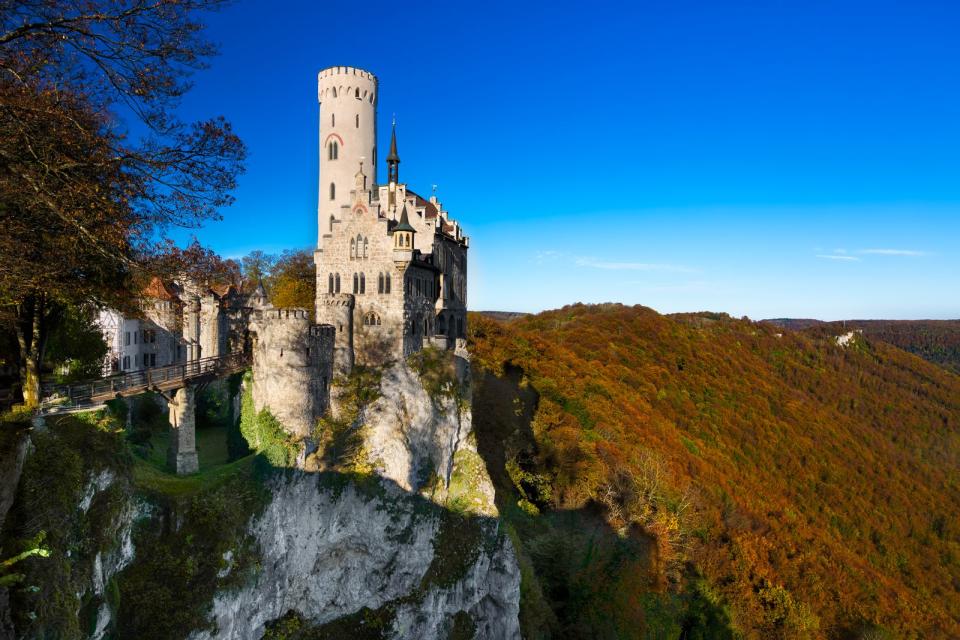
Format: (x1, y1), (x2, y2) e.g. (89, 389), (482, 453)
(469, 304), (960, 638)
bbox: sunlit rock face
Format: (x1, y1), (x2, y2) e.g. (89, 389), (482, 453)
(195, 475), (520, 640)
(194, 356), (519, 640)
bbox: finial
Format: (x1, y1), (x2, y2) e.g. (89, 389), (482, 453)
(432, 184), (438, 196)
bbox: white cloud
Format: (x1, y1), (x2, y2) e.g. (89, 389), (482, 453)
(575, 257), (696, 273)
(533, 250), (564, 264)
(816, 254), (860, 262)
(859, 249), (927, 256)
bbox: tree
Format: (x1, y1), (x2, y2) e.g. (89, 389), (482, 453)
(269, 249), (315, 313)
(0, 1), (245, 406)
(241, 250), (277, 292)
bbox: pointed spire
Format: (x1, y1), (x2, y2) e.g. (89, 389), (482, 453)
(394, 204), (415, 232)
(386, 118), (400, 164)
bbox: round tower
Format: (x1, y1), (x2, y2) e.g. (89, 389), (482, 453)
(318, 66), (378, 244)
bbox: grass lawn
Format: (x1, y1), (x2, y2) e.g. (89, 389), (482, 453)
(140, 424), (231, 471)
(133, 453), (259, 498)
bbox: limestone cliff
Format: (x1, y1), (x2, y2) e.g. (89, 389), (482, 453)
(1, 349), (520, 640)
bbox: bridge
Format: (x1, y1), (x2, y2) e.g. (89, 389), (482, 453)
(39, 351), (251, 474)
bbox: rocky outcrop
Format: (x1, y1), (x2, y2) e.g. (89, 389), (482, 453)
(196, 474), (520, 640)
(197, 354), (519, 639)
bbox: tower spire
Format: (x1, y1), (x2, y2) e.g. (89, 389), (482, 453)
(387, 118), (400, 207)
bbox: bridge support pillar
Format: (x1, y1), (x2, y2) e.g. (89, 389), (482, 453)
(167, 386), (199, 475)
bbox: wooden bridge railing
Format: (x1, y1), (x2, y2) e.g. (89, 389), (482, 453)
(39, 351), (250, 415)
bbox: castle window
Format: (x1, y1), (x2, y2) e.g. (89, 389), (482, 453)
(350, 238), (356, 259)
(378, 272), (384, 294)
(335, 273), (341, 293)
(356, 234), (363, 259)
(355, 88), (360, 99)
(363, 312), (381, 326)
(329, 182), (336, 200)
(385, 273), (391, 294)
(438, 315), (446, 335)
(331, 88), (337, 98)
(328, 140), (338, 160)
(353, 273), (358, 294)
(331, 113), (335, 127)
(329, 215), (335, 232)
(363, 237), (369, 258)
(360, 273), (366, 294)
(405, 234), (410, 248)
(328, 273), (334, 294)
(355, 114), (359, 128)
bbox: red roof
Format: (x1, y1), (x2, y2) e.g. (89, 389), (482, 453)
(142, 276), (180, 301)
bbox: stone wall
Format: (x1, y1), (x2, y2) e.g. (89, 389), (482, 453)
(248, 307), (335, 438)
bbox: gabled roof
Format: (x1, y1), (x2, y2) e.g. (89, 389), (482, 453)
(142, 276), (180, 301)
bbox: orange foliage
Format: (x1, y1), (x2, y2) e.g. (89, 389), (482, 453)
(469, 304), (960, 638)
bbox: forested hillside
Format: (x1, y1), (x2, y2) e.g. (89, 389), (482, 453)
(767, 319), (960, 374)
(469, 305), (960, 639)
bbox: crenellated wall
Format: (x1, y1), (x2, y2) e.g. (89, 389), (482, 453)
(248, 306), (335, 438)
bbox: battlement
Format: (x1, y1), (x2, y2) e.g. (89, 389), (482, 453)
(318, 66), (377, 83)
(261, 307), (312, 321)
(318, 66), (377, 103)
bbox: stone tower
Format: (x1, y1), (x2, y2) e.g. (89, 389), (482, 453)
(317, 66), (378, 247)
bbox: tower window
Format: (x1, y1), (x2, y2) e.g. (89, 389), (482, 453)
(350, 238), (356, 259)
(329, 182), (335, 200)
(355, 114), (359, 128)
(355, 88), (360, 99)
(353, 273), (358, 294)
(359, 273), (366, 294)
(328, 273), (334, 294)
(385, 273), (391, 294)
(328, 141), (338, 160)
(331, 113), (335, 127)
(335, 273), (341, 293)
(329, 214), (335, 232)
(363, 312), (381, 326)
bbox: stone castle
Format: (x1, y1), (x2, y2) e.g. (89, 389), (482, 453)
(314, 66), (469, 373)
(97, 65), (469, 445)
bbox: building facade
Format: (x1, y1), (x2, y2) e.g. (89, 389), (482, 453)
(314, 66), (469, 372)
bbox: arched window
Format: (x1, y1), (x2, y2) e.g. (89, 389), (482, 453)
(378, 272), (384, 294)
(335, 273), (341, 293)
(363, 312), (381, 327)
(355, 114), (359, 128)
(360, 273), (365, 294)
(329, 182), (335, 200)
(331, 113), (335, 126)
(353, 273), (358, 294)
(355, 88), (360, 99)
(363, 237), (369, 258)
(329, 215), (335, 232)
(331, 88), (337, 98)
(385, 273), (391, 294)
(328, 273), (334, 294)
(350, 237), (356, 259)
(405, 234), (410, 248)
(328, 141), (338, 160)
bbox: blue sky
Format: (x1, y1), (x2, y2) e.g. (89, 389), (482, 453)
(169, 0), (960, 319)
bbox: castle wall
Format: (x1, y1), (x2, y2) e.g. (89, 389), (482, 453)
(248, 307), (334, 438)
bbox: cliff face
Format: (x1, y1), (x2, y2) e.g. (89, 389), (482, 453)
(198, 351), (519, 639)
(2, 348), (520, 640)
(197, 473), (519, 640)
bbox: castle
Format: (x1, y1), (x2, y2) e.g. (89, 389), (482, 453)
(313, 66), (469, 373)
(95, 65), (470, 448)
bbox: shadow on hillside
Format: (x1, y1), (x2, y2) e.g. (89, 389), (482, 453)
(471, 365), (737, 640)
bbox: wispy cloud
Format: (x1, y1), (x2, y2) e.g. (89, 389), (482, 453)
(575, 257), (696, 273)
(816, 254), (860, 262)
(533, 250), (564, 264)
(859, 249), (927, 256)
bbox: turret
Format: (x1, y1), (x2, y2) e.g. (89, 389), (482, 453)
(393, 205), (415, 263)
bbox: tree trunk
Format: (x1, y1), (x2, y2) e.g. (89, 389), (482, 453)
(13, 292), (50, 409)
